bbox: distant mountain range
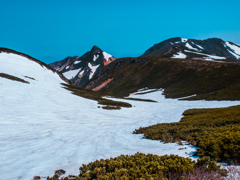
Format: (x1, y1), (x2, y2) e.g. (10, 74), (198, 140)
(81, 37), (240, 100)
(49, 37), (240, 87)
(49, 46), (116, 86)
(142, 37), (240, 60)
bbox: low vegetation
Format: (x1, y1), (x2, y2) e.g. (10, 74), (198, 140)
(0, 73), (29, 84)
(43, 153), (226, 180)
(82, 57), (240, 100)
(62, 83), (132, 109)
(134, 105), (240, 164)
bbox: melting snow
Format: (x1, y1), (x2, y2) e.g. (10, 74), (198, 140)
(63, 68), (81, 79)
(88, 63), (100, 79)
(226, 42), (240, 55)
(1, 52), (240, 179)
(185, 50), (226, 60)
(74, 60), (81, 64)
(172, 51), (187, 59)
(195, 44), (204, 50)
(225, 42), (240, 59)
(181, 38), (188, 42)
(93, 54), (99, 61)
(185, 43), (199, 51)
(79, 70), (84, 76)
(102, 51), (112, 61)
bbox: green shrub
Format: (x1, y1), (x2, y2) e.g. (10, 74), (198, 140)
(78, 153), (223, 179)
(134, 105), (240, 164)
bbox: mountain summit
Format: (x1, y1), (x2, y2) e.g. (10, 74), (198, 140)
(49, 46), (116, 86)
(142, 37), (240, 61)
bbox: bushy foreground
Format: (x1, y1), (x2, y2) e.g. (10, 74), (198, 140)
(41, 153), (226, 180)
(134, 105), (240, 164)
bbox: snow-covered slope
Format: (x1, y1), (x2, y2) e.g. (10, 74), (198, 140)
(1, 51), (240, 179)
(49, 46), (116, 86)
(142, 37), (240, 61)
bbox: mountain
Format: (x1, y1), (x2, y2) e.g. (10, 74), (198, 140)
(142, 37), (240, 61)
(49, 46), (116, 86)
(82, 56), (240, 100)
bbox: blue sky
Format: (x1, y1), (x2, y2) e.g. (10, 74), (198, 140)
(0, 0), (240, 63)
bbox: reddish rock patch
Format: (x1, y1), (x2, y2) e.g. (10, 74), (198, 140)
(92, 78), (113, 91)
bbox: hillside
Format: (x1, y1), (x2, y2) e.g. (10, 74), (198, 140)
(0, 47), (71, 84)
(82, 56), (240, 100)
(49, 46), (116, 86)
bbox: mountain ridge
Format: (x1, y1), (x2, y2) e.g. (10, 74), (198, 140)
(141, 37), (240, 61)
(82, 56), (240, 100)
(49, 45), (116, 86)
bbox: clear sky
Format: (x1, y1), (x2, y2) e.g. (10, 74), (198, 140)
(0, 0), (240, 64)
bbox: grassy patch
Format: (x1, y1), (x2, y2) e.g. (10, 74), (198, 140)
(123, 97), (157, 102)
(0, 73), (29, 84)
(82, 57), (240, 100)
(102, 105), (121, 110)
(62, 83), (132, 109)
(24, 76), (35, 80)
(133, 105), (240, 164)
(45, 153), (225, 180)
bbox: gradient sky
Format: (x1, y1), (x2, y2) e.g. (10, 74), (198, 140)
(0, 0), (240, 64)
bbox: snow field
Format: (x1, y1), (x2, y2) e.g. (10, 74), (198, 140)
(1, 52), (240, 179)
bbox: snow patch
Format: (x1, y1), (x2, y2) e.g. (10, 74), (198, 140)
(195, 44), (204, 50)
(102, 51), (112, 61)
(88, 63), (100, 79)
(226, 42), (240, 55)
(66, 65), (70, 69)
(63, 68), (81, 79)
(93, 54), (99, 61)
(184, 50), (226, 60)
(74, 60), (81, 64)
(181, 38), (188, 42)
(185, 43), (199, 51)
(225, 42), (240, 59)
(79, 70), (84, 76)
(172, 51), (187, 59)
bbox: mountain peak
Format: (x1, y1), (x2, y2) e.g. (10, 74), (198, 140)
(91, 45), (102, 53)
(49, 45), (116, 86)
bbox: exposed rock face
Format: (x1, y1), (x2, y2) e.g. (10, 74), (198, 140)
(142, 37), (240, 60)
(49, 46), (116, 86)
(92, 78), (113, 91)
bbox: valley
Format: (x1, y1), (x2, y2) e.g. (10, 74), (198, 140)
(1, 37), (240, 179)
